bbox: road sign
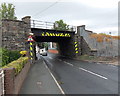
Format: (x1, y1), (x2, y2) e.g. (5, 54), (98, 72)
(27, 36), (34, 42)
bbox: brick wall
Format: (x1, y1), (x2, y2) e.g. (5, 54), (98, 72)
(4, 68), (14, 94)
(48, 49), (58, 54)
(14, 62), (30, 94)
(4, 62), (30, 94)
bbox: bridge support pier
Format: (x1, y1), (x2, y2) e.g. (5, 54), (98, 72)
(58, 34), (82, 58)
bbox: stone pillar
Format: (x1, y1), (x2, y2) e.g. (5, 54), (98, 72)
(77, 25), (85, 36)
(22, 16), (31, 27)
(22, 16), (33, 58)
(22, 16), (31, 35)
(73, 34), (82, 57)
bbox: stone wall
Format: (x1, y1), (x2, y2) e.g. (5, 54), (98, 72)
(1, 16), (31, 51)
(81, 36), (97, 56)
(77, 25), (118, 57)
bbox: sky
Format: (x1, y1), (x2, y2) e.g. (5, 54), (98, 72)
(0, 0), (119, 36)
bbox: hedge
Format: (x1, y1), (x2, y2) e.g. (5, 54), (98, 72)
(2, 57), (29, 75)
(1, 48), (21, 67)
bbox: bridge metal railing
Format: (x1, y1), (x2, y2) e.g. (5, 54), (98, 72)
(31, 20), (76, 32)
(0, 69), (4, 95)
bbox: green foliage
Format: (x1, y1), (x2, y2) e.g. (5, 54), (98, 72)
(1, 48), (20, 67)
(99, 33), (107, 35)
(44, 42), (48, 50)
(39, 42), (48, 50)
(54, 19), (69, 31)
(2, 57), (29, 75)
(0, 3), (17, 20)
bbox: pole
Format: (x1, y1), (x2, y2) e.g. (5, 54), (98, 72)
(29, 41), (33, 63)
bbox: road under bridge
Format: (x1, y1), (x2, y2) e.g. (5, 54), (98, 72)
(31, 27), (78, 58)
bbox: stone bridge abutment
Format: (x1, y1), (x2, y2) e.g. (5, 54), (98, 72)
(1, 16), (118, 60)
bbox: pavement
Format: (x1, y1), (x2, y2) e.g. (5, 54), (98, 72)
(20, 54), (63, 94)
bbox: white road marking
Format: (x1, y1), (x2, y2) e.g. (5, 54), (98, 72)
(108, 64), (117, 67)
(63, 61), (73, 66)
(49, 57), (53, 59)
(97, 62), (117, 68)
(63, 61), (67, 63)
(43, 61), (49, 68)
(47, 57), (108, 80)
(97, 63), (101, 64)
(43, 61), (65, 94)
(58, 59), (62, 61)
(79, 67), (108, 80)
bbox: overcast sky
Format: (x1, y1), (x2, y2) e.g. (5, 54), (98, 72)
(0, 0), (119, 36)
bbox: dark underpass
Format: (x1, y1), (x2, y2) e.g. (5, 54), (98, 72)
(31, 28), (77, 58)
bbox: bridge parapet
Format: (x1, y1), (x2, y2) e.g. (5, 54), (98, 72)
(31, 20), (76, 32)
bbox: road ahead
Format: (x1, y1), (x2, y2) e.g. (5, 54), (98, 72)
(42, 53), (118, 94)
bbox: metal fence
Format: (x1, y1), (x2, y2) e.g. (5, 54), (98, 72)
(0, 69), (4, 95)
(31, 20), (76, 32)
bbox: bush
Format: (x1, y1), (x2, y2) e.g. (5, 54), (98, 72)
(90, 33), (120, 42)
(2, 57), (29, 75)
(1, 48), (21, 67)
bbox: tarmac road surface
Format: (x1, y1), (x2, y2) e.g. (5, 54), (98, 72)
(42, 53), (118, 94)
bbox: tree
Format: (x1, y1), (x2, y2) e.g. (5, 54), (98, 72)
(38, 42), (48, 50)
(0, 3), (17, 20)
(54, 19), (69, 31)
(44, 42), (48, 50)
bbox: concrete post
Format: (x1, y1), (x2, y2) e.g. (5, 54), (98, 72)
(50, 42), (53, 48)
